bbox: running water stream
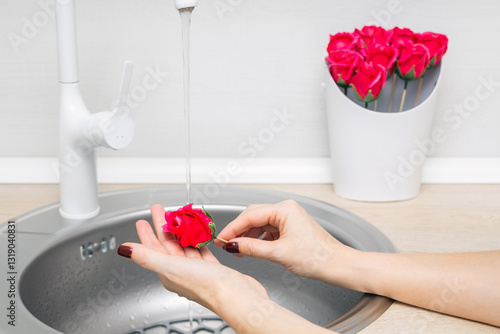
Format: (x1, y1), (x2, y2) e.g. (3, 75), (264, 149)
(179, 7), (195, 334)
(180, 7), (193, 205)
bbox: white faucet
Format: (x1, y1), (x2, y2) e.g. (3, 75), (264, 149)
(55, 0), (196, 220)
(56, 0), (135, 219)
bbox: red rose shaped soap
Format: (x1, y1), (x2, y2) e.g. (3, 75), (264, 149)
(162, 203), (216, 248)
(325, 49), (363, 87)
(349, 61), (387, 103)
(327, 32), (359, 53)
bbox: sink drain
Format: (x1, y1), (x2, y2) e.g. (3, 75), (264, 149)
(124, 315), (235, 334)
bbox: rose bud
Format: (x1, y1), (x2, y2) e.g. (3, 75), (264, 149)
(163, 203), (216, 248)
(326, 49), (364, 87)
(417, 32), (448, 68)
(391, 27), (420, 48)
(349, 61), (387, 103)
(327, 32), (360, 54)
(396, 40), (431, 81)
(366, 44), (399, 76)
(355, 25), (394, 51)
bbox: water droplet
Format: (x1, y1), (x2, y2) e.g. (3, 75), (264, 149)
(106, 323), (111, 328)
(130, 315), (135, 321)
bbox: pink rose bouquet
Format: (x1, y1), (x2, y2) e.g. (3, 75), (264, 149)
(326, 25), (448, 112)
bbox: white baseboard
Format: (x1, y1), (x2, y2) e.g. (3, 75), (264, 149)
(0, 157), (499, 184)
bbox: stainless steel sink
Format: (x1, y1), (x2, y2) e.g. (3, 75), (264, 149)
(0, 186), (396, 334)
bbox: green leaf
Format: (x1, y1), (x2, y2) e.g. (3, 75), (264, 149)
(195, 239), (212, 248)
(195, 222), (217, 248)
(397, 65), (425, 81)
(428, 56), (437, 68)
(336, 75), (348, 87)
(351, 84), (376, 103)
(202, 205), (214, 222)
(209, 221), (217, 238)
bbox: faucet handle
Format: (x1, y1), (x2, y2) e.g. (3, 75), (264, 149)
(90, 61), (135, 150)
(112, 61), (134, 118)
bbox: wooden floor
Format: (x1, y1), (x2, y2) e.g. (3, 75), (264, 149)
(1, 183), (499, 333)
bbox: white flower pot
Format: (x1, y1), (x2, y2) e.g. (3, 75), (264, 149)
(325, 64), (443, 201)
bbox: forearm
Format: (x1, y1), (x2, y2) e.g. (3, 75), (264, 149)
(209, 284), (333, 334)
(330, 248), (500, 327)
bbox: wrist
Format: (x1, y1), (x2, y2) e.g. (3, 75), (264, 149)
(207, 273), (331, 334)
(314, 243), (382, 293)
(336, 249), (400, 295)
(213, 293), (331, 334)
(206, 272), (270, 333)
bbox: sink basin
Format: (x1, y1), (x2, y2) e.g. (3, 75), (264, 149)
(1, 186), (396, 334)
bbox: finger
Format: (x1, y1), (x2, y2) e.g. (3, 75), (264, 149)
(119, 242), (171, 274)
(199, 246), (220, 264)
(244, 204), (266, 212)
(242, 226), (266, 239)
(151, 204), (168, 242)
(135, 220), (165, 252)
(230, 237), (280, 261)
(184, 247), (202, 259)
(151, 205), (185, 256)
(213, 205), (267, 247)
(217, 204), (281, 243)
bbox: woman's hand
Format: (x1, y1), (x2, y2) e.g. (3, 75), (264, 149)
(214, 200), (356, 283)
(215, 202), (500, 328)
(118, 204), (267, 312)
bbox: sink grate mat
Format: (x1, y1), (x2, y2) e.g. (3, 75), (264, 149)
(124, 315), (235, 334)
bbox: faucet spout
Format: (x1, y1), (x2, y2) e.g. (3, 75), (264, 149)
(173, 0), (197, 10)
(56, 0), (79, 84)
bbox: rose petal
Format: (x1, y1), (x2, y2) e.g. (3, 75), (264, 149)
(391, 27), (419, 48)
(366, 44), (399, 76)
(327, 32), (359, 53)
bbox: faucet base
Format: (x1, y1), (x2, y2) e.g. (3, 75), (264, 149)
(59, 205), (100, 220)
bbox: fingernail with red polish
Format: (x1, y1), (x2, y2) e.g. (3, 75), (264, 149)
(117, 245), (132, 259)
(223, 242), (239, 254)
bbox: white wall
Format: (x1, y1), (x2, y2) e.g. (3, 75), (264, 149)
(1, 0), (499, 182)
